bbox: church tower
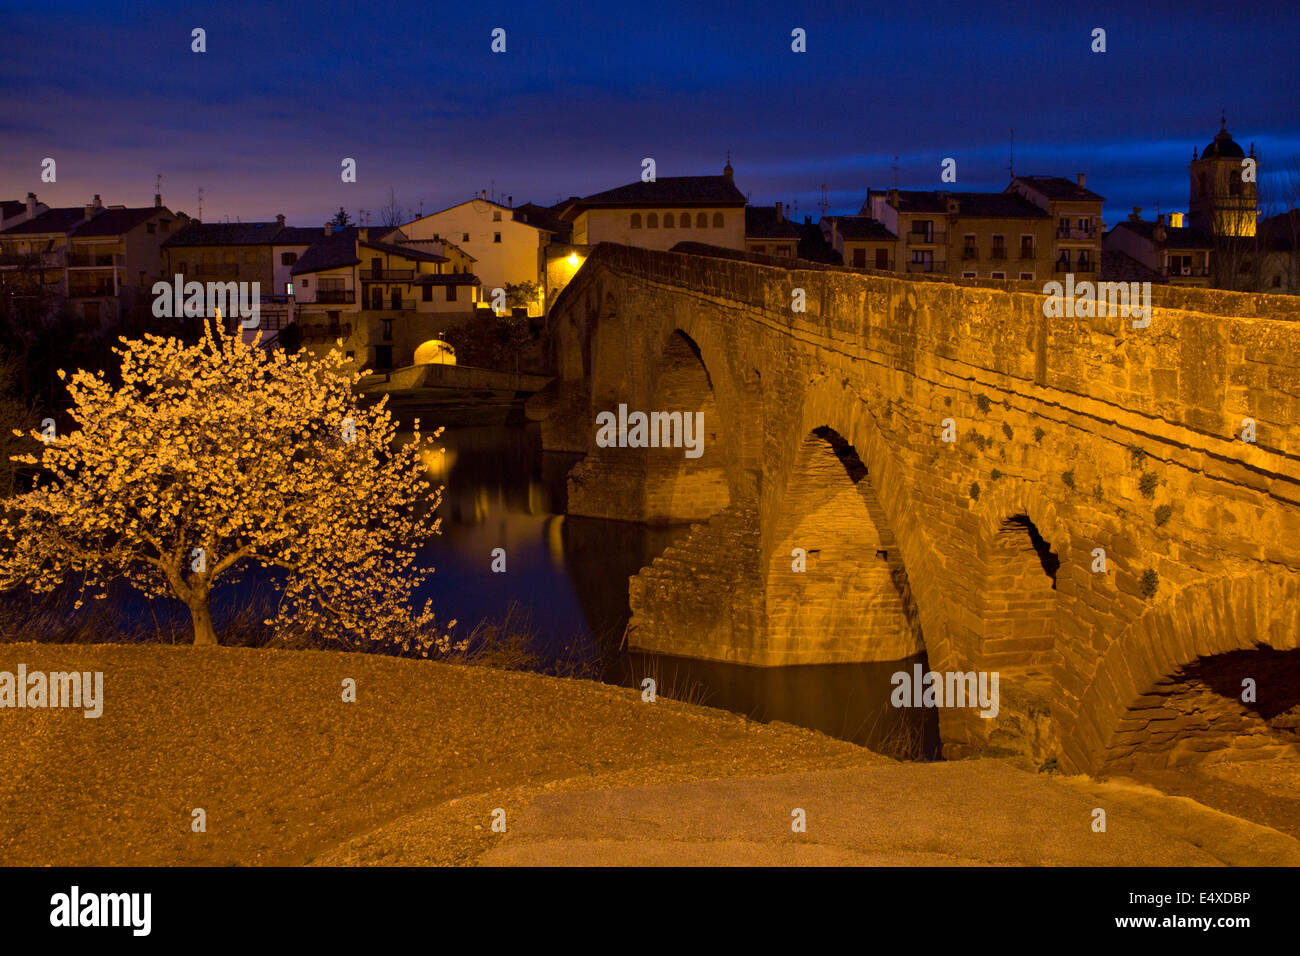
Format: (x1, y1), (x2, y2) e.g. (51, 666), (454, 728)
(1188, 116), (1257, 237)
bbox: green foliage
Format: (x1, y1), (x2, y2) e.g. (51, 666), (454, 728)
(1129, 445), (1147, 468)
(1062, 469), (1075, 489)
(1001, 422), (1013, 440)
(1154, 504), (1172, 526)
(990, 468), (1003, 481)
(1093, 481), (1104, 502)
(969, 481), (980, 501)
(1140, 568), (1159, 599)
(976, 394), (991, 414)
(329, 207), (353, 227)
(970, 432), (988, 451)
(1033, 426), (1045, 444)
(503, 281), (542, 311)
(1139, 471), (1159, 498)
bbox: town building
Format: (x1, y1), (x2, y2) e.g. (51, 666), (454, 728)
(744, 203), (803, 259)
(1104, 210), (1213, 287)
(399, 194), (552, 314)
(290, 225), (482, 371)
(822, 215), (897, 269)
(1, 193), (179, 320)
(1006, 175), (1105, 277)
(865, 188), (1054, 280)
(556, 162), (747, 253)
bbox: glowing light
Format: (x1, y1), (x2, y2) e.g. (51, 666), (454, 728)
(414, 338), (456, 366)
(567, 252), (580, 268)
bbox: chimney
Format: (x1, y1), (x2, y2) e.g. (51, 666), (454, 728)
(25, 192), (35, 218)
(154, 192), (162, 208)
(276, 214), (286, 227)
(888, 187), (899, 207)
(1076, 173), (1086, 188)
(481, 189), (487, 200)
(84, 201), (94, 222)
(1154, 214), (1167, 242)
(325, 223), (334, 236)
(93, 194), (103, 211)
(804, 215), (811, 225)
(1129, 206), (1142, 223)
(508, 195), (513, 208)
(775, 201), (784, 222)
(359, 227), (369, 241)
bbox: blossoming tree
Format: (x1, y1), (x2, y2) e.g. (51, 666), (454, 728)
(0, 320), (455, 652)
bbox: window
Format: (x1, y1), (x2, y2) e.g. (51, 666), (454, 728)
(300, 278), (308, 287)
(281, 252), (297, 265)
(647, 213), (658, 228)
(663, 213), (674, 229)
(852, 248), (866, 267)
(1077, 218), (1090, 233)
(679, 214), (689, 229)
(696, 212), (707, 228)
(493, 210), (502, 221)
(631, 213), (642, 229)
(446, 284), (457, 301)
(382, 318), (393, 340)
(991, 234), (1006, 259)
(911, 250), (933, 269)
(1019, 272), (1033, 280)
(875, 249), (889, 269)
(1020, 235), (1034, 258)
(462, 233), (469, 242)
(962, 234), (976, 258)
(775, 246), (790, 257)
(146, 223), (156, 234)
(493, 232), (501, 243)
(910, 219), (933, 242)
(1274, 275), (1283, 288)
(422, 284), (433, 302)
(712, 213), (724, 228)
(962, 271), (977, 279)
(991, 271), (1006, 280)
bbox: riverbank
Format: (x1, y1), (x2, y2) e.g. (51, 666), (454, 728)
(1, 643), (1295, 866)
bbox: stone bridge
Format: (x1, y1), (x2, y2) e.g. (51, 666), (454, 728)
(528, 241), (1300, 775)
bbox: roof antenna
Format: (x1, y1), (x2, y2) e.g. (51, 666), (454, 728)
(890, 156), (899, 188)
(197, 187), (204, 221)
(1008, 127), (1015, 180)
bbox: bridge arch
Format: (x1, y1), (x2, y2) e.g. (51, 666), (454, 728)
(763, 426), (924, 664)
(1062, 571), (1300, 774)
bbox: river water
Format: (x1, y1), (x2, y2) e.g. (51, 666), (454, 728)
(424, 421), (939, 759)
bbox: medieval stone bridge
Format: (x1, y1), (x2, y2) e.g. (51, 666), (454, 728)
(528, 241), (1300, 775)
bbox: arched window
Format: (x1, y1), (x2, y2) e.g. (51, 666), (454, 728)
(630, 212), (642, 229)
(696, 212), (708, 228)
(712, 212), (724, 228)
(663, 213), (675, 228)
(679, 213), (689, 229)
(647, 213), (658, 228)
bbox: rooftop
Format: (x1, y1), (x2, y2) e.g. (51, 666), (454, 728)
(745, 205), (803, 239)
(563, 174), (747, 215)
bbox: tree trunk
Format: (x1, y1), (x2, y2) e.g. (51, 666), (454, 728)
(189, 598), (218, 646)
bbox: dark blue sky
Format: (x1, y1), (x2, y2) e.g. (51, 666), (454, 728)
(3, 0), (1297, 228)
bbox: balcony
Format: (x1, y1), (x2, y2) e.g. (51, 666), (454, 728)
(1163, 265), (1211, 277)
(69, 284), (115, 298)
(990, 248), (1008, 260)
(1019, 248), (1036, 259)
(0, 250), (65, 270)
(364, 269), (415, 281)
(68, 252), (123, 268)
(961, 248), (979, 260)
(364, 298), (417, 312)
(906, 260), (945, 274)
(315, 289), (356, 304)
(1056, 227), (1096, 241)
(907, 230), (946, 245)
